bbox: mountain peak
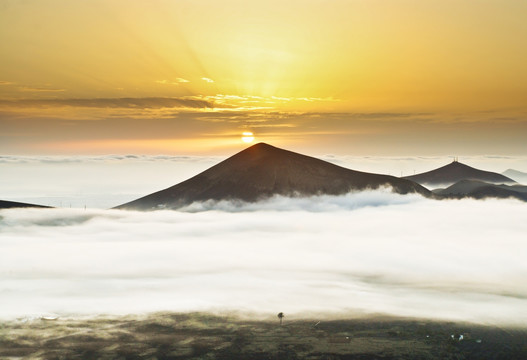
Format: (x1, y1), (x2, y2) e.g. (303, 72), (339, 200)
(448, 160), (470, 167)
(237, 142), (282, 157)
(248, 142), (274, 150)
(404, 161), (515, 187)
(0, 200), (51, 209)
(116, 143), (430, 210)
(444, 161), (476, 171)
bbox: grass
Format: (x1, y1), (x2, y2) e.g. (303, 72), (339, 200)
(1, 312), (526, 359)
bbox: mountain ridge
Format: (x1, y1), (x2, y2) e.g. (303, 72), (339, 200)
(433, 179), (527, 202)
(403, 160), (515, 187)
(116, 143), (432, 210)
(0, 200), (51, 209)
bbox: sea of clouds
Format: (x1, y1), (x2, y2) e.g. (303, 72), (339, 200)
(2, 154), (526, 209)
(1, 191), (526, 326)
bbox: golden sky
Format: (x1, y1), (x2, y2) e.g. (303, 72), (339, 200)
(1, 0), (526, 155)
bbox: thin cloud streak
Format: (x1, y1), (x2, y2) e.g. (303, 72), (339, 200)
(0, 97), (214, 109)
(1, 194), (526, 326)
(1, 105), (526, 155)
(0, 154), (223, 164)
(18, 87), (66, 93)
(155, 78), (190, 85)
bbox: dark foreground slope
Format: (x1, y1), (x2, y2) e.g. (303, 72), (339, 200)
(0, 200), (50, 209)
(403, 160), (515, 187)
(1, 313), (526, 360)
(434, 180), (527, 202)
(117, 143), (431, 210)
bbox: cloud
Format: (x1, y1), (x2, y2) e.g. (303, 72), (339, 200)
(349, 112), (432, 119)
(178, 189), (422, 212)
(0, 155), (224, 209)
(0, 154), (223, 164)
(0, 97), (214, 109)
(1, 194), (526, 326)
(201, 77), (214, 83)
(1, 104), (526, 156)
(155, 78), (190, 85)
(3, 155), (526, 211)
(297, 97), (339, 102)
(18, 86), (66, 92)
(0, 80), (14, 85)
(182, 95), (340, 110)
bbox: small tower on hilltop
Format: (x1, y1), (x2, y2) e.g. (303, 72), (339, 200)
(277, 312), (284, 326)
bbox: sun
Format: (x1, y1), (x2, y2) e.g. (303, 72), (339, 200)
(241, 131), (255, 143)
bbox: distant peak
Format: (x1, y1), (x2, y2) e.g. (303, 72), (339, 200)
(447, 161), (470, 168)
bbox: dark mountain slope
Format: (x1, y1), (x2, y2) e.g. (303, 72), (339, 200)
(0, 200), (51, 209)
(403, 161), (515, 187)
(116, 143), (431, 210)
(433, 179), (527, 202)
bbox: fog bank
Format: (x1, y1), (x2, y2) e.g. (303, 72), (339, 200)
(1, 192), (526, 326)
(2, 155), (526, 208)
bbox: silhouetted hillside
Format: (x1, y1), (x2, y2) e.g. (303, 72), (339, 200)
(117, 143), (431, 210)
(0, 200), (51, 209)
(433, 180), (527, 202)
(403, 161), (515, 187)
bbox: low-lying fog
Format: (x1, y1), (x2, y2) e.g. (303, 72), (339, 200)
(2, 154), (526, 208)
(1, 191), (526, 326)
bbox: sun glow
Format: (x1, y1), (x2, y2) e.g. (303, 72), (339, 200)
(241, 132), (255, 143)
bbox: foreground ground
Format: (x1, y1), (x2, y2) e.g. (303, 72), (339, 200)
(1, 312), (526, 360)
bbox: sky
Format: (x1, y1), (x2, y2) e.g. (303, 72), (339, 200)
(1, 0), (526, 156)
(2, 194), (527, 325)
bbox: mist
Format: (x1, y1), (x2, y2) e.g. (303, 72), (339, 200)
(2, 154), (526, 209)
(1, 192), (526, 326)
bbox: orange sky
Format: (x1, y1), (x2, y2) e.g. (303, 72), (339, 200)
(1, 0), (526, 155)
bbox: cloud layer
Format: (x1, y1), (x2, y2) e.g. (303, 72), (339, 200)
(2, 154), (526, 210)
(1, 193), (526, 326)
(0, 97), (215, 109)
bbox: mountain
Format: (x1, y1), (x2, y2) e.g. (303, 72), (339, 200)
(433, 180), (527, 202)
(116, 143), (431, 210)
(0, 200), (51, 209)
(403, 160), (516, 187)
(502, 169), (527, 184)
